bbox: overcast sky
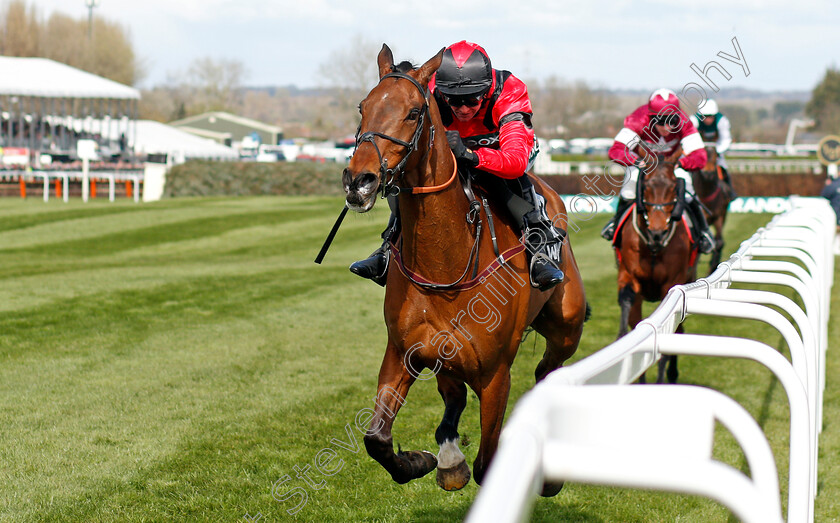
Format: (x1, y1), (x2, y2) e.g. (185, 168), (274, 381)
(28, 0), (838, 93)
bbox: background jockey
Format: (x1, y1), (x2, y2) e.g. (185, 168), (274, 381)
(351, 40), (565, 291)
(690, 98), (737, 198)
(600, 88), (715, 254)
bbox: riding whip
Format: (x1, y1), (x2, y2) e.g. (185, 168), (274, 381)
(314, 206), (349, 264)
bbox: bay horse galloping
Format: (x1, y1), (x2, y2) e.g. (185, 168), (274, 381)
(341, 45), (588, 494)
(615, 148), (699, 383)
(692, 146), (733, 273)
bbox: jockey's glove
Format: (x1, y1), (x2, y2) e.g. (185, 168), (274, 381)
(446, 131), (479, 166)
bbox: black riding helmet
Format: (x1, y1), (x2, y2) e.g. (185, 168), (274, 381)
(435, 41), (493, 97)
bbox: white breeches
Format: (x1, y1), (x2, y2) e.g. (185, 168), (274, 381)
(620, 166), (696, 200)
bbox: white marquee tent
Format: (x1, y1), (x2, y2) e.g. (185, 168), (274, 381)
(132, 120), (238, 162)
(0, 56), (140, 99)
(0, 56), (139, 160)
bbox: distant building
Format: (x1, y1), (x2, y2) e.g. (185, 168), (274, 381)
(168, 112), (283, 148)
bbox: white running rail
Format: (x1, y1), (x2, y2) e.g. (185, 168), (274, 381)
(467, 197), (835, 523)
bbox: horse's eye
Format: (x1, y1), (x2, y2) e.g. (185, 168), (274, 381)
(406, 108), (420, 121)
(357, 103), (363, 115)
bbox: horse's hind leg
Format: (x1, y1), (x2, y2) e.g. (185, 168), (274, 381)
(532, 263), (588, 383)
(434, 375), (471, 491)
(471, 367), (511, 487)
(528, 272), (587, 496)
(655, 354), (679, 384)
(534, 335), (576, 497)
(363, 343), (438, 484)
(532, 297), (586, 383)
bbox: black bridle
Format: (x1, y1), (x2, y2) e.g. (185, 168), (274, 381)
(634, 159), (685, 252)
(350, 69), (498, 290)
(354, 71), (435, 198)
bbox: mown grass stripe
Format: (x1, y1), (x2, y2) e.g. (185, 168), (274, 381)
(0, 197), (835, 522)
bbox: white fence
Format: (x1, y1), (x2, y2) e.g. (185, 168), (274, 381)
(467, 197), (835, 523)
(534, 158), (823, 176)
(5, 170), (144, 203)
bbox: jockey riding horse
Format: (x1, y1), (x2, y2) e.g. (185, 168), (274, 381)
(350, 41), (565, 292)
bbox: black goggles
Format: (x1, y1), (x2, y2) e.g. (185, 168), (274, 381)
(443, 94), (483, 108)
(652, 113), (681, 128)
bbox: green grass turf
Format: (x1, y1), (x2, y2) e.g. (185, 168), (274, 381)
(0, 195), (837, 522)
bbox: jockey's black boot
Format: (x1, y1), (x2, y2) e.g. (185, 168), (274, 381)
(686, 197), (715, 254)
(523, 217), (566, 291)
(601, 197), (632, 241)
(721, 167), (737, 199)
(517, 177), (565, 291)
(349, 206), (399, 287)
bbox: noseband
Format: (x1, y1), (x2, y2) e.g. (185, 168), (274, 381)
(634, 160), (683, 252)
(354, 71), (438, 198)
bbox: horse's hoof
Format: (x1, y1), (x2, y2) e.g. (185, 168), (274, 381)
(540, 480), (565, 497)
(436, 460), (471, 491)
(399, 450), (438, 481)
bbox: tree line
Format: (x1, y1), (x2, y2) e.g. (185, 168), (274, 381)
(1, 0), (140, 86)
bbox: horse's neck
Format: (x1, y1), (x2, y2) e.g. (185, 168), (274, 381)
(398, 145), (474, 272)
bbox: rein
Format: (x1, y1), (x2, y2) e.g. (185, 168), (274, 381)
(697, 162), (725, 204)
(633, 157), (682, 252)
(700, 184), (723, 205)
(632, 203), (678, 250)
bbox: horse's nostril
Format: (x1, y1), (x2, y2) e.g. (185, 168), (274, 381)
(348, 172), (379, 197)
(359, 172), (378, 190)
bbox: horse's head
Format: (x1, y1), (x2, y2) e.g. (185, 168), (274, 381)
(342, 44), (445, 212)
(698, 145), (719, 181)
(637, 150), (683, 253)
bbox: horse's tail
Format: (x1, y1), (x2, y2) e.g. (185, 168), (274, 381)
(584, 302), (592, 322)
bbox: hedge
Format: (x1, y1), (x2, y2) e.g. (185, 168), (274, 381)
(163, 160), (346, 197)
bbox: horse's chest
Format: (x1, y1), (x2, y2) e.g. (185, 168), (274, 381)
(385, 293), (525, 376)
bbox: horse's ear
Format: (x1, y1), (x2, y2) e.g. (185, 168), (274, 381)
(377, 44), (395, 79)
(414, 47), (445, 87)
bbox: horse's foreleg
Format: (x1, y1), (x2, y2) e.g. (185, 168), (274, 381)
(666, 324), (684, 384)
(471, 367), (511, 487)
(709, 222), (725, 274)
(363, 344), (437, 484)
(666, 354), (679, 383)
(659, 325), (683, 383)
(656, 357), (668, 384)
(619, 288), (648, 383)
(617, 284), (636, 339)
(434, 375), (470, 491)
